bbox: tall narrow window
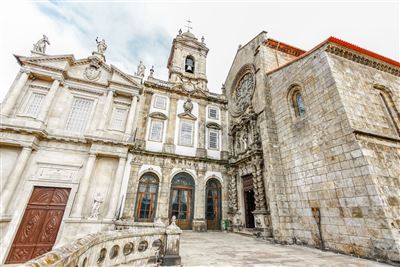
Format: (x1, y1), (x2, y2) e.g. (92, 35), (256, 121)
(185, 56), (195, 73)
(208, 129), (219, 149)
(149, 120), (163, 142)
(179, 120), (194, 146)
(378, 91), (400, 136)
(208, 107), (219, 119)
(153, 95), (167, 110)
(136, 173), (159, 222)
(294, 92), (306, 117)
(65, 97), (93, 133)
(110, 107), (128, 131)
(24, 92), (45, 117)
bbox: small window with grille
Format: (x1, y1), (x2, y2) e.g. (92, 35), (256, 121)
(65, 97), (94, 133)
(24, 92), (45, 118)
(153, 95), (167, 110)
(110, 107), (128, 131)
(149, 119), (163, 142)
(208, 129), (219, 149)
(208, 107), (219, 120)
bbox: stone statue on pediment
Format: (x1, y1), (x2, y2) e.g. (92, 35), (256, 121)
(136, 61), (146, 77)
(33, 35), (50, 54)
(96, 37), (107, 54)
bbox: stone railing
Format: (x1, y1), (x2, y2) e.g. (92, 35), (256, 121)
(18, 218), (182, 267)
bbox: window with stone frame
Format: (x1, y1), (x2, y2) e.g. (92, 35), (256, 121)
(208, 106), (219, 120)
(153, 95), (167, 110)
(179, 120), (194, 146)
(208, 129), (219, 150)
(23, 92), (46, 118)
(109, 106), (128, 131)
(293, 91), (306, 117)
(65, 97), (94, 133)
(149, 119), (163, 142)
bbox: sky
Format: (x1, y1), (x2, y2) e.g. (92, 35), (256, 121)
(0, 1), (399, 101)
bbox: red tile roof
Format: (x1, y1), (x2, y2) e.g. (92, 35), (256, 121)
(266, 36), (400, 75)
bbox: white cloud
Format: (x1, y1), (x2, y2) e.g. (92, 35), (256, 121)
(0, 1), (398, 102)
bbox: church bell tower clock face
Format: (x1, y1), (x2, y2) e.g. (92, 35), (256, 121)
(231, 72), (255, 117)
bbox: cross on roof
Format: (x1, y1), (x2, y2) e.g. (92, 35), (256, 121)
(185, 19), (192, 32)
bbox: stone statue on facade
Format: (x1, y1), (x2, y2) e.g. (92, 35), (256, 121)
(33, 35), (50, 54)
(88, 193), (103, 220)
(136, 61), (146, 77)
(96, 37), (107, 54)
(183, 99), (194, 114)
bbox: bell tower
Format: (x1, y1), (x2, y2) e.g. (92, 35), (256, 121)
(167, 23), (209, 92)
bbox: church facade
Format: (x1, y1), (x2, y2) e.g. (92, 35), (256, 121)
(0, 28), (399, 265)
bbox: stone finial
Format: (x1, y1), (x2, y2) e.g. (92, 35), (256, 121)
(155, 217), (166, 227)
(96, 37), (107, 54)
(166, 215), (182, 233)
(149, 66), (154, 77)
(201, 36), (205, 43)
(178, 28), (182, 35)
(33, 34), (50, 54)
(136, 60), (146, 77)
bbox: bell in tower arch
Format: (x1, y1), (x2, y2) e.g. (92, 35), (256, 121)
(185, 56), (195, 73)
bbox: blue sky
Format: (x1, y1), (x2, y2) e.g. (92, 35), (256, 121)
(0, 1), (399, 101)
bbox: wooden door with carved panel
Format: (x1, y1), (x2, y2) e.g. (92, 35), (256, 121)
(5, 186), (70, 264)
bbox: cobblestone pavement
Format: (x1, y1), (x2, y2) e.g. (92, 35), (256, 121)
(180, 231), (390, 267)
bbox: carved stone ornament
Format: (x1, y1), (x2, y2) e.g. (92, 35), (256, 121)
(183, 99), (193, 114)
(33, 34), (50, 54)
(183, 82), (195, 93)
(84, 61), (101, 81)
(230, 64), (256, 117)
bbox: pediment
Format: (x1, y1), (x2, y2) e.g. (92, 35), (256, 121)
(178, 112), (197, 121)
(15, 54), (75, 71)
(206, 122), (221, 130)
(149, 112), (168, 120)
(111, 64), (140, 87)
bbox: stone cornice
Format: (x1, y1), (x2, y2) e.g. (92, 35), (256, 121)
(67, 85), (105, 96)
(326, 44), (400, 77)
(131, 149), (228, 165)
(144, 80), (227, 105)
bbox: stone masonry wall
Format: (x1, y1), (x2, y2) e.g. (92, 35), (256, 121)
(265, 45), (400, 263)
(327, 52), (400, 261)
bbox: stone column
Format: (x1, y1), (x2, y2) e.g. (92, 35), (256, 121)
(37, 78), (61, 123)
(227, 168), (238, 214)
(220, 106), (229, 160)
(0, 146), (32, 215)
(124, 95), (139, 136)
(135, 91), (153, 149)
(117, 153), (133, 219)
(121, 160), (141, 220)
(163, 96), (178, 153)
(97, 89), (114, 130)
(193, 167), (206, 231)
(70, 153), (97, 218)
(1, 70), (30, 116)
(196, 100), (207, 158)
(105, 156), (126, 219)
(156, 164), (172, 223)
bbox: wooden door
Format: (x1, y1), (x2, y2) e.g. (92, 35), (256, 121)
(5, 186), (70, 264)
(170, 188), (193, 230)
(206, 179), (221, 230)
(244, 189), (255, 228)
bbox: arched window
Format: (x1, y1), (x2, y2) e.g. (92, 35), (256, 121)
(375, 85), (400, 136)
(292, 90), (306, 117)
(185, 56), (195, 73)
(135, 173), (159, 222)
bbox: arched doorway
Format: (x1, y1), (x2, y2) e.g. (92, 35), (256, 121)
(135, 173), (159, 222)
(169, 173), (195, 230)
(205, 178), (222, 230)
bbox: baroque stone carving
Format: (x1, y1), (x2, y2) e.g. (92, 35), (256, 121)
(230, 65), (256, 117)
(227, 168), (238, 213)
(84, 58), (101, 81)
(33, 35), (50, 54)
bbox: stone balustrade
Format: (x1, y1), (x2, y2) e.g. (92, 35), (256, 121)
(18, 218), (182, 267)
